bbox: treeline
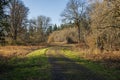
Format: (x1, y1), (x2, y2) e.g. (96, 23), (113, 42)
(0, 0), (120, 51)
(48, 0), (120, 52)
(0, 0), (58, 45)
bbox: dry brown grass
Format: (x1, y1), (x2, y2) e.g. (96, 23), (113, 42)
(88, 51), (120, 69)
(73, 44), (120, 69)
(0, 46), (45, 58)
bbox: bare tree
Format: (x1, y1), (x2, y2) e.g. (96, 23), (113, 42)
(27, 16), (51, 44)
(61, 0), (87, 43)
(36, 16), (51, 42)
(37, 16), (51, 33)
(8, 0), (29, 42)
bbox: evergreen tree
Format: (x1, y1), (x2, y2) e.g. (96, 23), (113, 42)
(53, 24), (57, 31)
(0, 0), (9, 45)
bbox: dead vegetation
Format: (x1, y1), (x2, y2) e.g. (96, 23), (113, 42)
(48, 27), (78, 43)
(73, 44), (120, 69)
(0, 46), (45, 59)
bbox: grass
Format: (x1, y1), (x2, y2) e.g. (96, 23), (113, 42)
(0, 46), (45, 57)
(62, 49), (120, 80)
(0, 48), (52, 80)
(0, 45), (119, 80)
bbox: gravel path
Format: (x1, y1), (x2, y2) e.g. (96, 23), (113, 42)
(46, 47), (106, 80)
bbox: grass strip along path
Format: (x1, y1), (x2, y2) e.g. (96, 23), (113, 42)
(46, 47), (106, 80)
(0, 46), (119, 80)
(0, 48), (51, 80)
(61, 49), (120, 80)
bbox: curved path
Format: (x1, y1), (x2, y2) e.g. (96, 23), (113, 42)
(46, 47), (105, 80)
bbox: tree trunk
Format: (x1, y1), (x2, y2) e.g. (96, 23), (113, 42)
(78, 26), (80, 43)
(13, 29), (17, 42)
(77, 22), (80, 44)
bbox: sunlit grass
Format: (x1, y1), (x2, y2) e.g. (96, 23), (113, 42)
(0, 48), (52, 80)
(62, 49), (120, 80)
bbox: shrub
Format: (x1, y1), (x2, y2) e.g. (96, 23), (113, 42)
(47, 28), (78, 43)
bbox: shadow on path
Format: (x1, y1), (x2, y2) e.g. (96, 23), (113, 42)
(46, 47), (105, 80)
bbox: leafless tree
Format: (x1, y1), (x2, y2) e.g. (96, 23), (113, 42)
(27, 16), (51, 44)
(36, 16), (51, 42)
(8, 0), (29, 42)
(61, 0), (87, 43)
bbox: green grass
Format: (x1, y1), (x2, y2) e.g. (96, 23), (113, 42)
(62, 49), (120, 80)
(0, 49), (52, 80)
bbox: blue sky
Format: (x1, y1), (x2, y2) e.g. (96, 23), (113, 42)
(22, 0), (69, 25)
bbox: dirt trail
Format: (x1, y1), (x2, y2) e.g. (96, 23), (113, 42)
(46, 47), (106, 80)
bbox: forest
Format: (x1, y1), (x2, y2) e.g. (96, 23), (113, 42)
(0, 0), (120, 80)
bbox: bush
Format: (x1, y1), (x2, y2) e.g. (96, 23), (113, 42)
(47, 28), (78, 43)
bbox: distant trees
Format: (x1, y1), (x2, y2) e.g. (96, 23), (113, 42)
(61, 0), (88, 43)
(60, 22), (73, 30)
(35, 15), (51, 42)
(26, 16), (52, 44)
(46, 26), (53, 35)
(37, 16), (51, 41)
(53, 24), (58, 31)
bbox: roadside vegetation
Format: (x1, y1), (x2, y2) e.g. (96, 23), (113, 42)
(62, 49), (120, 80)
(0, 48), (51, 80)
